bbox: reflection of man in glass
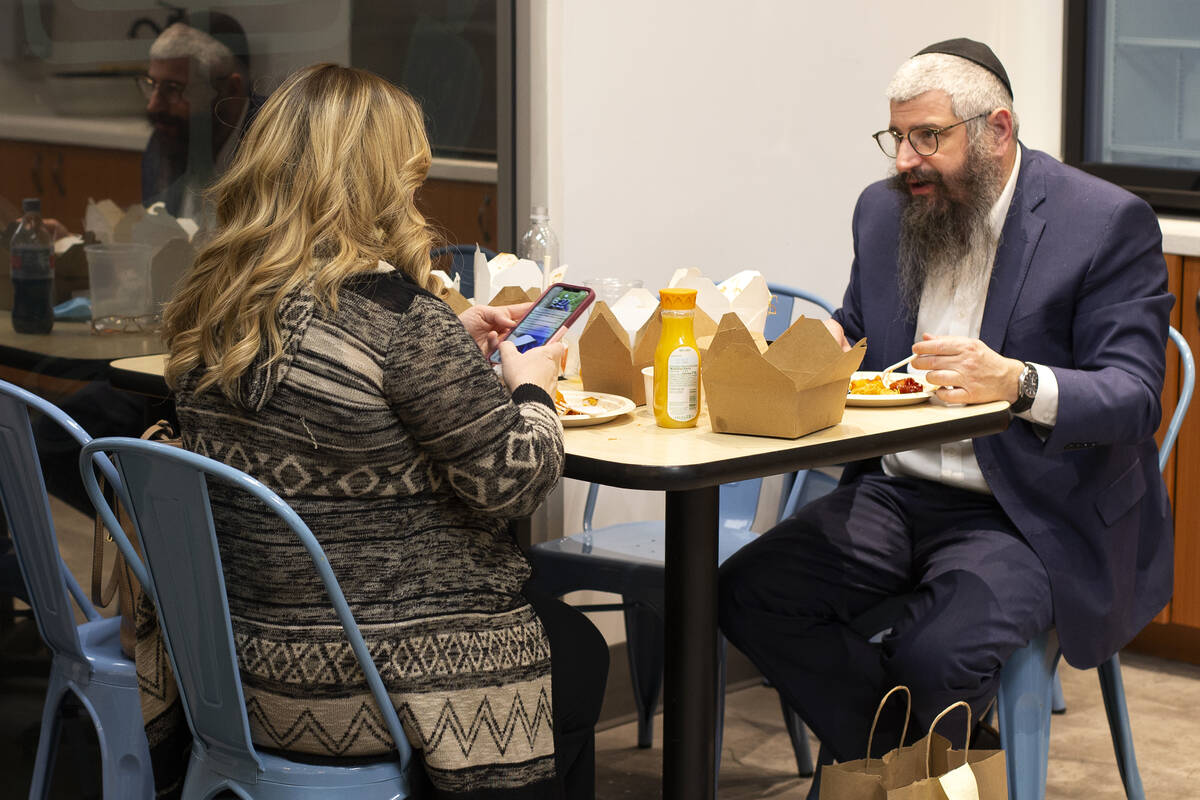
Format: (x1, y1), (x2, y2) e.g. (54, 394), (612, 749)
(139, 12), (260, 222)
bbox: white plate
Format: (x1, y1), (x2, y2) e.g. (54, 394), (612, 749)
(846, 371), (934, 407)
(558, 389), (637, 427)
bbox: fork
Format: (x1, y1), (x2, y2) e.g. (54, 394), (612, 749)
(880, 353), (916, 385)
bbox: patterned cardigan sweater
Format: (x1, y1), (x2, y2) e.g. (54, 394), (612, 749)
(173, 268), (565, 795)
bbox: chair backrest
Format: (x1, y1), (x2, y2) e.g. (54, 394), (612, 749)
(0, 379), (111, 675)
(79, 436), (414, 779)
(1162, 325), (1194, 472)
(765, 282), (837, 341)
(432, 243), (498, 300)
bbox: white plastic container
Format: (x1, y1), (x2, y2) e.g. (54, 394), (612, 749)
(85, 243), (156, 333)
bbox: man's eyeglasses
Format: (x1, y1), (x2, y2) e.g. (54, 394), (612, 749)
(136, 75), (186, 103)
(872, 113), (989, 158)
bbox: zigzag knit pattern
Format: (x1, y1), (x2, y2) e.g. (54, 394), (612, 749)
(174, 270), (565, 795)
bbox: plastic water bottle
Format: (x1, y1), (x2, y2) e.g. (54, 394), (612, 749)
(518, 206), (559, 277)
(10, 198), (55, 334)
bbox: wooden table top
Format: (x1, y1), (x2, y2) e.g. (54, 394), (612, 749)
(106, 354), (1012, 490)
(0, 318), (164, 376)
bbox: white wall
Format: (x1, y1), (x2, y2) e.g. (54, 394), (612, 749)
(536, 1), (1065, 639)
(545, 1), (1063, 306)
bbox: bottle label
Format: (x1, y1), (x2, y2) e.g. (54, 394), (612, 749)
(11, 246), (54, 280)
(666, 346), (699, 421)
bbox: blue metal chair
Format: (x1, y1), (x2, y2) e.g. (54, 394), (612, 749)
(766, 282), (837, 339)
(79, 436), (419, 800)
(0, 379), (153, 800)
(996, 324), (1194, 800)
(431, 243), (497, 301)
(528, 281), (840, 779)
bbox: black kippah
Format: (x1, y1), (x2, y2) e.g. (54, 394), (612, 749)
(914, 37), (1012, 99)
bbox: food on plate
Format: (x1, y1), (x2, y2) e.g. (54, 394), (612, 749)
(848, 375), (925, 396)
(553, 388), (593, 417)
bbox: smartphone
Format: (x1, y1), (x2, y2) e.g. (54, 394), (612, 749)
(489, 283), (597, 363)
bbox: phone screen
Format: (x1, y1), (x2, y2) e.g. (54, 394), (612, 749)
(490, 285), (594, 362)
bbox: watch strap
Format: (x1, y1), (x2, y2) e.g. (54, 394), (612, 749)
(1010, 361), (1037, 413)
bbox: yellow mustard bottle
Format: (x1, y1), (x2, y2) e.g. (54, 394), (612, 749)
(653, 288), (701, 428)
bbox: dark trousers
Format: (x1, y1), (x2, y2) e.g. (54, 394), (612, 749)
(718, 469), (1053, 762)
(527, 588), (609, 800)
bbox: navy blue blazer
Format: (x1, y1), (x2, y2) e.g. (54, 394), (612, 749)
(833, 146), (1175, 669)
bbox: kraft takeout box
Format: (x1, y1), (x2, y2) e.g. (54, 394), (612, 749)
(577, 299), (719, 405)
(703, 312), (866, 439)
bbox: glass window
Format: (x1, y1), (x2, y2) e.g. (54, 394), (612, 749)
(0, 1), (499, 232)
(1082, 0), (1200, 170)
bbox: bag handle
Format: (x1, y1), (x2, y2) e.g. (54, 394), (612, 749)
(90, 478), (121, 607)
(866, 684), (911, 764)
(923, 700), (973, 778)
(88, 420), (177, 607)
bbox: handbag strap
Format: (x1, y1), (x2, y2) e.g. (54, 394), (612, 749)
(90, 477), (121, 607)
(865, 684), (911, 764)
(923, 700), (973, 778)
(88, 420), (177, 607)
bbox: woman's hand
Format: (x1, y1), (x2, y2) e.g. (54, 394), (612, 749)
(497, 340), (565, 396)
(459, 302), (532, 355)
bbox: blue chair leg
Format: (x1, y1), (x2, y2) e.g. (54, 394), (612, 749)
(29, 671), (69, 800)
(81, 683), (155, 800)
(622, 599), (664, 748)
(1051, 669), (1066, 714)
(779, 698), (815, 777)
(1097, 655), (1146, 800)
(997, 630), (1060, 800)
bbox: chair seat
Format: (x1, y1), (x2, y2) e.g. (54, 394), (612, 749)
(77, 615), (138, 686)
(184, 748), (412, 799)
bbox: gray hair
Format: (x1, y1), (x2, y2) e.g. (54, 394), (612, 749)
(887, 53), (1019, 137)
(150, 23), (238, 80)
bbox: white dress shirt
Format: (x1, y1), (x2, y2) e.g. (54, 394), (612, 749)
(882, 144), (1059, 494)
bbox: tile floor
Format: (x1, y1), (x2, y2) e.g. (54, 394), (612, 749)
(3, 497), (1200, 798)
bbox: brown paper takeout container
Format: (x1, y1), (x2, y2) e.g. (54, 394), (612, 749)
(577, 300), (718, 405)
(703, 313), (866, 439)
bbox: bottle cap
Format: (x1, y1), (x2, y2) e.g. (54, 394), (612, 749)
(659, 288), (697, 310)
(531, 205), (549, 222)
(22, 198), (41, 214)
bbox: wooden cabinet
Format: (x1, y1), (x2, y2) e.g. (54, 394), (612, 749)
(416, 178), (498, 251)
(0, 138), (142, 231)
(1132, 254), (1200, 661)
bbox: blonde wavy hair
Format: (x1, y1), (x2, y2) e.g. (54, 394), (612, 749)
(162, 62), (436, 398)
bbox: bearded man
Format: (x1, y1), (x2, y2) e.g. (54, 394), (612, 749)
(139, 12), (261, 222)
(719, 38), (1173, 788)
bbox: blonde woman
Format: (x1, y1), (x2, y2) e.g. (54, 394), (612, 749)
(162, 63), (606, 799)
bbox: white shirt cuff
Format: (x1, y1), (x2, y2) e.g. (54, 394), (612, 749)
(1015, 362), (1058, 428)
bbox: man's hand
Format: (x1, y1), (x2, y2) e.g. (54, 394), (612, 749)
(822, 318), (852, 352)
(458, 302), (532, 355)
(911, 333), (1024, 405)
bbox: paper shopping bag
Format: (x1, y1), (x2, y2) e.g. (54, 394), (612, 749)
(821, 693), (1007, 800)
(819, 686), (912, 800)
(887, 702), (1008, 800)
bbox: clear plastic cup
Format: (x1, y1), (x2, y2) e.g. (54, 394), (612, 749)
(85, 243), (156, 334)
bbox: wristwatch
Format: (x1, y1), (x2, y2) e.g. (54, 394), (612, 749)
(1010, 361), (1038, 413)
